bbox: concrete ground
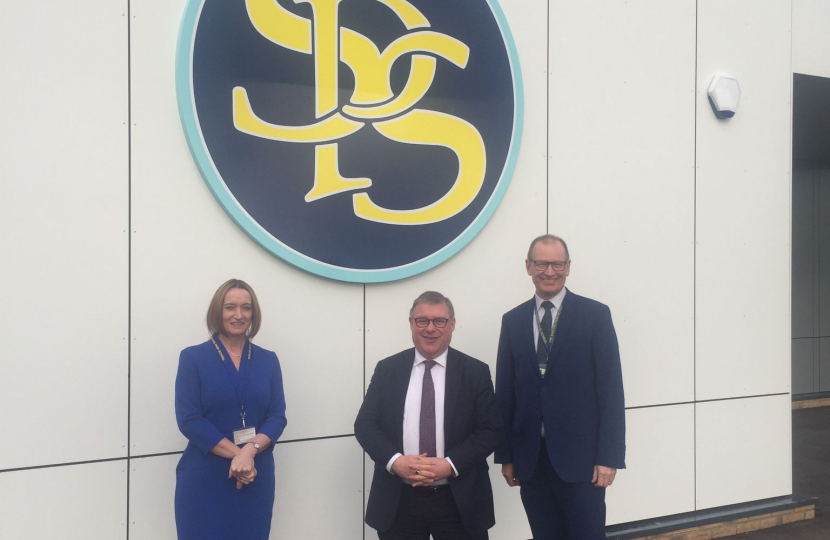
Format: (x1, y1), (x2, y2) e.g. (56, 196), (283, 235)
(738, 406), (829, 539)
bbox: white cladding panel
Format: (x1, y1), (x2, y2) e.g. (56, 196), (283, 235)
(128, 0), (364, 456)
(0, 461), (127, 540)
(607, 405), (695, 525)
(793, 0), (830, 78)
(695, 0), (792, 401)
(0, 2), (129, 469)
(695, 395), (792, 509)
(548, 0), (696, 408)
(271, 438), (364, 540)
(129, 454), (178, 540)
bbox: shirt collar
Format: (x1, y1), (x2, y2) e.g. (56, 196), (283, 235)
(414, 348), (448, 368)
(535, 287), (567, 310)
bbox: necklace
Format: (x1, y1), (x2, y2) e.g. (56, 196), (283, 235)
(222, 338), (245, 358)
(210, 335), (252, 362)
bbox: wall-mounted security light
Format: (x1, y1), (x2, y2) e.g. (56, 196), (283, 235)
(708, 75), (741, 119)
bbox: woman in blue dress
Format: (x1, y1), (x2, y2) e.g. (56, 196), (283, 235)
(175, 279), (287, 540)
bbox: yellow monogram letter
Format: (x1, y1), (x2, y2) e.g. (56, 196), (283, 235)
(353, 110), (486, 225)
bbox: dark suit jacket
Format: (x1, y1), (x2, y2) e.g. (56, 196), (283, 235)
(354, 347), (503, 535)
(494, 289), (625, 483)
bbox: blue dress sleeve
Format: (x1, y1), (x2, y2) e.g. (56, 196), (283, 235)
(175, 348), (227, 454)
(257, 351), (287, 443)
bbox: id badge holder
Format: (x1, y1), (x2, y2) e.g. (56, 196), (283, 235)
(233, 427), (256, 445)
(233, 408), (256, 445)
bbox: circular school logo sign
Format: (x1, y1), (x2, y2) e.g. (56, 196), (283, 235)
(177, 0), (522, 283)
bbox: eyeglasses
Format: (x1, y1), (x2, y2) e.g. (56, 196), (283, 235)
(531, 259), (569, 272)
(413, 317), (450, 328)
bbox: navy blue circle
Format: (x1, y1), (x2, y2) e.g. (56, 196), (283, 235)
(192, 0), (515, 270)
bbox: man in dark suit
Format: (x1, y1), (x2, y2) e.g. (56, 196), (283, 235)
(355, 291), (503, 540)
(495, 235), (625, 540)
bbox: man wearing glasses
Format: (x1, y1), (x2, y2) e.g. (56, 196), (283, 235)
(355, 291), (503, 540)
(495, 235), (625, 540)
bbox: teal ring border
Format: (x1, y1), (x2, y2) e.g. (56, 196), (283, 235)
(175, 0), (524, 283)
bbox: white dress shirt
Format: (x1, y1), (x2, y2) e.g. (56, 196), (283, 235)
(533, 287), (567, 346)
(533, 287), (566, 437)
(385, 348), (458, 483)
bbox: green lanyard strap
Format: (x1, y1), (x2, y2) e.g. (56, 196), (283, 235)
(534, 303), (563, 351)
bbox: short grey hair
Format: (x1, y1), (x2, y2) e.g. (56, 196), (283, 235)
(409, 291), (455, 319)
(527, 234), (570, 261)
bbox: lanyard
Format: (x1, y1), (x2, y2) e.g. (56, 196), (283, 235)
(534, 303), (563, 355)
(211, 334), (253, 427)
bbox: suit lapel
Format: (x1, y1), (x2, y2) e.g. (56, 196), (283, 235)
(390, 351), (415, 450)
(443, 348), (461, 447)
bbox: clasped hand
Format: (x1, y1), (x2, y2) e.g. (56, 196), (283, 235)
(392, 454), (452, 487)
(229, 447), (257, 490)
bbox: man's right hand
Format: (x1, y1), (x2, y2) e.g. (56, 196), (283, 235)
(391, 454), (428, 479)
(501, 463), (520, 487)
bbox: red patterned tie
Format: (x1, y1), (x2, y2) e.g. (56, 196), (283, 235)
(419, 360), (437, 457)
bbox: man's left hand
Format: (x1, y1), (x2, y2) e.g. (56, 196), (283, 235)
(409, 457), (453, 486)
(591, 465), (616, 488)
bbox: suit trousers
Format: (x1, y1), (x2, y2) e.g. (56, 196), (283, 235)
(378, 484), (488, 540)
(520, 440), (606, 540)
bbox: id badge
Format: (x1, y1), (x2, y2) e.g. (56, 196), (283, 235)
(233, 427), (256, 445)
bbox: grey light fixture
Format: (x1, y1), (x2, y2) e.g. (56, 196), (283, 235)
(708, 75), (741, 119)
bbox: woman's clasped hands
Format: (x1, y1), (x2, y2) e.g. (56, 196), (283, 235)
(229, 446), (258, 490)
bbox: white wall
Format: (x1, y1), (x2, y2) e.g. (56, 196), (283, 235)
(695, 0), (792, 403)
(0, 1), (130, 470)
(549, 0), (697, 410)
(693, 0), (793, 508)
(0, 0), (809, 539)
(793, 0), (830, 78)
